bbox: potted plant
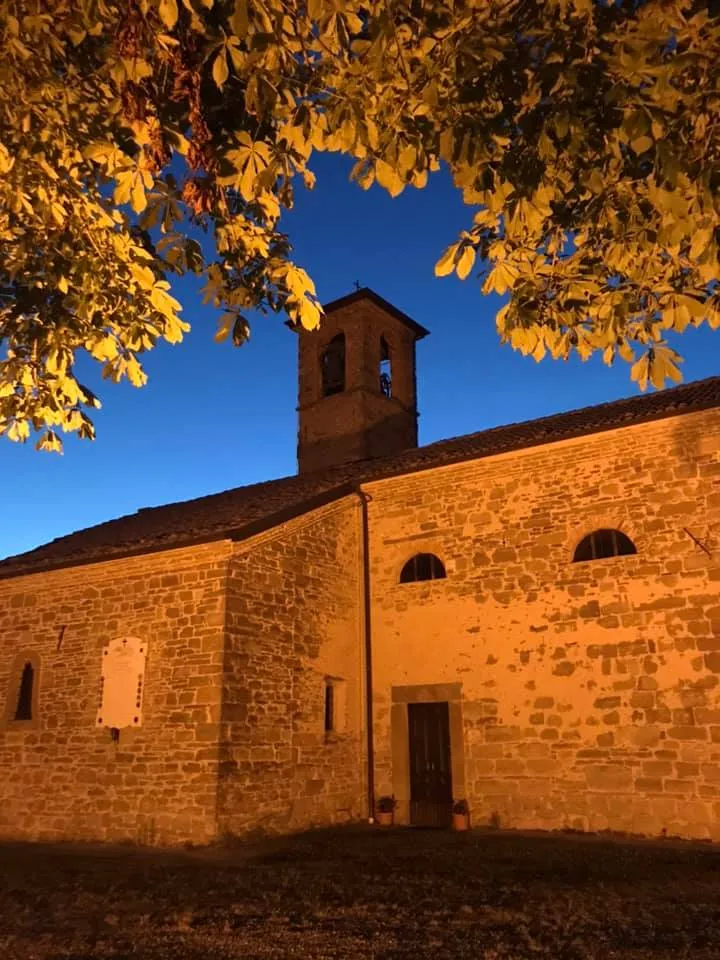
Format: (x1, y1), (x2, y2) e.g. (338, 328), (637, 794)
(452, 799), (471, 832)
(375, 795), (396, 827)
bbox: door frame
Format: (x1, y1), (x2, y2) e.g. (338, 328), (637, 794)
(390, 682), (466, 827)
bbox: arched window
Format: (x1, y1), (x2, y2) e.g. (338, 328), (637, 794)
(321, 333), (345, 397)
(3, 651), (40, 727)
(573, 529), (637, 563)
(400, 553), (446, 583)
(14, 662), (34, 721)
(379, 336), (392, 398)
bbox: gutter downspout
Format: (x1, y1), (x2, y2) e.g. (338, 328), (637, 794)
(356, 486), (375, 823)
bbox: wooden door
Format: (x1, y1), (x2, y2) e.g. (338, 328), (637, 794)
(408, 701), (453, 827)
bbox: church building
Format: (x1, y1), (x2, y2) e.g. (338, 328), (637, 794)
(1, 288), (720, 845)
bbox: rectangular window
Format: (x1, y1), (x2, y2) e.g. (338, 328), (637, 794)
(324, 681), (335, 733)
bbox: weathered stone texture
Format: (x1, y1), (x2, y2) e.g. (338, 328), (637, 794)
(218, 498), (365, 836)
(369, 408), (720, 840)
(0, 543), (231, 845)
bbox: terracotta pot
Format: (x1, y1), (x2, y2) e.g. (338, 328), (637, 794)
(452, 812), (470, 832)
(376, 810), (394, 827)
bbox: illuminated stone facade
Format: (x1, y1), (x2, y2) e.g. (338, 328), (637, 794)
(368, 408), (720, 839)
(1, 290), (719, 844)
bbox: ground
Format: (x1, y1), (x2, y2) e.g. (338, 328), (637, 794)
(3, 826), (720, 960)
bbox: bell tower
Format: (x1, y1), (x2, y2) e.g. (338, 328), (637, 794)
(295, 288), (429, 474)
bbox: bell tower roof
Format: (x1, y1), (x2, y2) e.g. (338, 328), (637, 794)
(322, 287), (430, 341)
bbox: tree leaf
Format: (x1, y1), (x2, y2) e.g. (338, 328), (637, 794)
(435, 244), (458, 277)
(456, 245), (475, 280)
(213, 49), (229, 88)
(158, 0), (179, 28)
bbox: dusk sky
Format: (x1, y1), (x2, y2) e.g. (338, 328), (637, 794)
(2, 153), (719, 560)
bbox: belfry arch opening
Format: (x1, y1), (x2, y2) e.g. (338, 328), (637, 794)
(321, 333), (346, 397)
(380, 336), (392, 398)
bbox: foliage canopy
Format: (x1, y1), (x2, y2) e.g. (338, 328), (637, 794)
(1, 0), (719, 449)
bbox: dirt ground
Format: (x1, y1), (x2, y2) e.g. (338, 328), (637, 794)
(2, 825), (720, 959)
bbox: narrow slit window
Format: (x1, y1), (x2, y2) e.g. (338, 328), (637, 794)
(573, 529), (637, 563)
(379, 336), (392, 398)
(324, 681), (335, 733)
(14, 662), (34, 721)
(400, 553), (447, 583)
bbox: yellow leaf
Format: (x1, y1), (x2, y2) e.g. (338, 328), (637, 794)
(230, 0), (249, 36)
(7, 419), (30, 443)
(438, 128), (454, 162)
(456, 245), (475, 280)
(435, 243), (458, 278)
(411, 169), (428, 190)
(482, 261), (518, 296)
(398, 143), (416, 174)
(350, 159), (374, 190)
(50, 201), (65, 224)
(129, 262), (156, 290)
(293, 295), (322, 331)
(87, 337), (119, 362)
(0, 141), (14, 174)
(35, 430), (63, 453)
(213, 50), (229, 88)
(123, 58), (153, 82)
(126, 357), (148, 388)
(158, 0), (178, 28)
(113, 171), (133, 206)
(617, 340), (635, 363)
(631, 135), (653, 155)
(630, 354), (650, 391)
(690, 227), (714, 261)
(365, 118), (379, 151)
(214, 313), (235, 343)
(375, 159), (404, 198)
(149, 280), (182, 319)
(130, 175), (147, 213)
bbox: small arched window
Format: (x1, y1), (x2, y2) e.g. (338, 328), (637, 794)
(3, 652), (40, 727)
(400, 553), (446, 584)
(14, 662), (34, 721)
(573, 529), (637, 563)
(321, 333), (345, 397)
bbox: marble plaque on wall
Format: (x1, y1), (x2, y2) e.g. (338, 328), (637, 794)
(97, 637), (147, 730)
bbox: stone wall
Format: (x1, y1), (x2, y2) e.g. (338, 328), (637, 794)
(0, 542), (230, 845)
(218, 497), (366, 837)
(367, 408), (720, 840)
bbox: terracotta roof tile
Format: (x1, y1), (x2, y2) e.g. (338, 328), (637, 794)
(2, 376), (719, 578)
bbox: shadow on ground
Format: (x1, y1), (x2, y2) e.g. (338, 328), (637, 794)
(2, 825), (720, 959)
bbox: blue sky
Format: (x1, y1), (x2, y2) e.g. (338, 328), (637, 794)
(2, 153), (718, 560)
